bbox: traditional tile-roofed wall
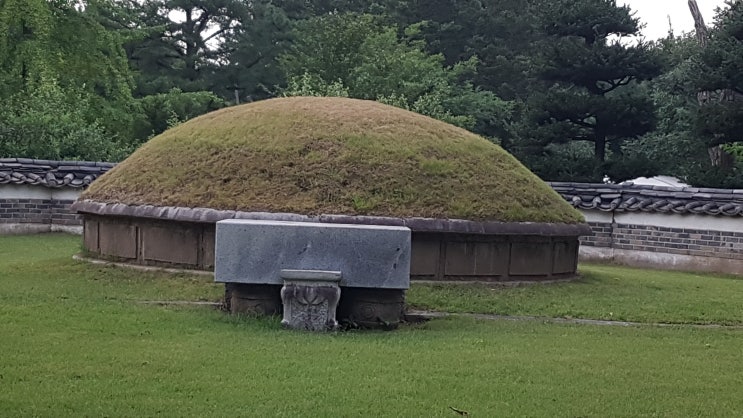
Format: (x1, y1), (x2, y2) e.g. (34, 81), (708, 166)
(0, 159), (114, 233)
(549, 182), (743, 274)
(0, 158), (114, 188)
(549, 182), (743, 217)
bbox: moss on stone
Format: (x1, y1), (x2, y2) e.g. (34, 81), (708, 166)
(83, 97), (583, 223)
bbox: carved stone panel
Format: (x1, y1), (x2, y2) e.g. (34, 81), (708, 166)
(280, 270), (342, 332)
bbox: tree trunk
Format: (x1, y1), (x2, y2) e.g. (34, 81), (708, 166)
(689, 0), (737, 168)
(708, 146), (735, 169)
(688, 0), (708, 48)
(609, 139), (623, 158)
(594, 135), (606, 163)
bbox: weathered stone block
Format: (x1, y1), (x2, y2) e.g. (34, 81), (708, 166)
(410, 238), (440, 276)
(280, 269), (341, 331)
(337, 287), (405, 329)
(83, 219), (99, 253)
(228, 283), (282, 315)
(98, 222), (137, 259)
(509, 238), (553, 276)
(215, 220), (411, 289)
(552, 239), (578, 274)
(141, 224), (199, 265)
(444, 241), (509, 277)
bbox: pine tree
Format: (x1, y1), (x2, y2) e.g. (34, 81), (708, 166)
(529, 0), (662, 163)
(692, 1), (743, 150)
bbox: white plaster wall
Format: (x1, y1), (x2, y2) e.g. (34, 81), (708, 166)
(0, 184), (52, 199)
(613, 211), (743, 233)
(578, 208), (743, 274)
(52, 224), (83, 234)
(51, 188), (82, 201)
(0, 184), (82, 201)
(0, 224), (52, 235)
(582, 210), (613, 223)
(577, 208), (743, 233)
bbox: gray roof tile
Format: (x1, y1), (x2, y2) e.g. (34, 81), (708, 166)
(0, 158), (114, 188)
(549, 182), (743, 217)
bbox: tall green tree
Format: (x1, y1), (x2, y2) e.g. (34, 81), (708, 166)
(0, 0), (54, 95)
(0, 0), (134, 101)
(271, 0), (394, 20)
(280, 13), (512, 137)
(97, 0), (297, 102)
(0, 81), (128, 161)
(670, 0), (743, 187)
(216, 1), (294, 102)
(0, 0), (137, 160)
(95, 0), (251, 96)
(390, 0), (544, 101)
(691, 1), (743, 150)
(625, 34), (711, 181)
(527, 0), (662, 163)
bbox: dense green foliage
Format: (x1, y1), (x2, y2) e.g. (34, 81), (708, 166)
(1, 0), (743, 187)
(0, 0), (136, 159)
(528, 0), (662, 164)
(693, 1), (743, 145)
(279, 13), (511, 133)
(0, 0), (226, 160)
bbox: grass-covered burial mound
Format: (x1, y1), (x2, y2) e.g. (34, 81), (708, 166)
(83, 97), (581, 224)
(75, 95), (589, 316)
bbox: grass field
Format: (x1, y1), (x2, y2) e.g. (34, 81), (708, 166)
(408, 265), (743, 325)
(2, 233), (742, 417)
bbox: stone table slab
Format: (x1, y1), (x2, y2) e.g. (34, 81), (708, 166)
(214, 219), (411, 289)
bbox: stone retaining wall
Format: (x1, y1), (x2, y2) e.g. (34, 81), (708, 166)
(74, 202), (588, 281)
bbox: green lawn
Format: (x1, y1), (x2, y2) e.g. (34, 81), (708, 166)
(1, 234), (742, 417)
(408, 265), (743, 325)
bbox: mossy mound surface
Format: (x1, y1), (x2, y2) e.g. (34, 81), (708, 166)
(83, 97), (583, 223)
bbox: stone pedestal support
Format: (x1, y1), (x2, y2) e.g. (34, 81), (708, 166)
(337, 287), (406, 330)
(280, 269), (342, 331)
(226, 283), (282, 316)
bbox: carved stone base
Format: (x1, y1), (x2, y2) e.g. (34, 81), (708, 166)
(226, 283), (282, 316)
(280, 270), (342, 331)
(337, 288), (405, 330)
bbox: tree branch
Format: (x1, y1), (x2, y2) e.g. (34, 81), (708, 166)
(570, 118), (596, 128)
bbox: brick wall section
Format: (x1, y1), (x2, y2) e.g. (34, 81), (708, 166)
(0, 198), (81, 226)
(581, 221), (613, 248)
(581, 222), (743, 260)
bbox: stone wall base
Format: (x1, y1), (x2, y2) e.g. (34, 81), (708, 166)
(225, 283), (282, 316)
(0, 223), (82, 235)
(337, 287), (405, 330)
(78, 211), (583, 281)
(580, 246), (743, 275)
